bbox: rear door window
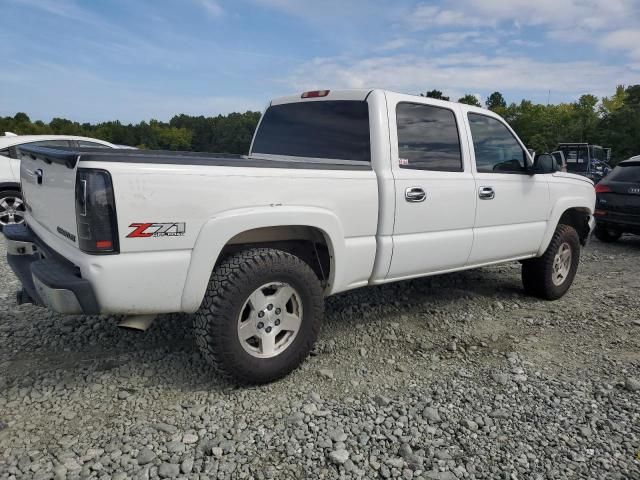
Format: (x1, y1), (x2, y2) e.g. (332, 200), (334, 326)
(396, 103), (463, 171)
(251, 101), (371, 163)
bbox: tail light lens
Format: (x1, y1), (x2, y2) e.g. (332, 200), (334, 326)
(75, 168), (119, 254)
(595, 184), (611, 193)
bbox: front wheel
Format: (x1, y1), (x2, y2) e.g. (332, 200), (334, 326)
(522, 224), (580, 300)
(194, 248), (324, 384)
(0, 190), (26, 231)
(594, 224), (622, 243)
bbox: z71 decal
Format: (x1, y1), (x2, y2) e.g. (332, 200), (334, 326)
(127, 222), (186, 238)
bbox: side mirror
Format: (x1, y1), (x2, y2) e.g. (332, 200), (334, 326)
(533, 153), (558, 174)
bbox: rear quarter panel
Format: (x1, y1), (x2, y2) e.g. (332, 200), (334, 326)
(80, 160), (379, 312)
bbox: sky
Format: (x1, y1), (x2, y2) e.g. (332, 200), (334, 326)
(1, 0), (639, 123)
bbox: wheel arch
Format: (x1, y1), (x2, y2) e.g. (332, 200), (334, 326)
(0, 182), (21, 193)
(180, 206), (345, 313)
(538, 201), (593, 256)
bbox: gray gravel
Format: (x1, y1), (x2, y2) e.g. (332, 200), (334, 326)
(1, 236), (639, 479)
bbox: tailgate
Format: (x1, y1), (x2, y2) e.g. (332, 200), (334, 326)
(18, 146), (79, 246)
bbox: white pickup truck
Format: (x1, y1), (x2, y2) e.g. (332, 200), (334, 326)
(4, 89), (596, 384)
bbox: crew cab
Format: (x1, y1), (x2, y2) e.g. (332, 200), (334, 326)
(4, 90), (596, 384)
(0, 133), (117, 229)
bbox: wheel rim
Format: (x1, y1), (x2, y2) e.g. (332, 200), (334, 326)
(0, 195), (25, 226)
(237, 282), (303, 359)
(552, 242), (572, 286)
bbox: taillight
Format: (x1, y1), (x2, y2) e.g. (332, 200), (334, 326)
(75, 168), (119, 254)
(595, 184), (611, 193)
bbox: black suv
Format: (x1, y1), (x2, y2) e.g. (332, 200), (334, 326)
(594, 156), (640, 242)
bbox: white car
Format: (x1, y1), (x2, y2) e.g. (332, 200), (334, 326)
(4, 90), (596, 384)
(0, 133), (117, 228)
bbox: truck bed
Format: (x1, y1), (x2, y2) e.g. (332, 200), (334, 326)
(17, 145), (371, 171)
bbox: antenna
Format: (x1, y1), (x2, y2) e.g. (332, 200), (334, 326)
(547, 90), (551, 106)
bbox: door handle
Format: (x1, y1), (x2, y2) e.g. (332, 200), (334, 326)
(405, 187), (426, 203)
(478, 186), (495, 200)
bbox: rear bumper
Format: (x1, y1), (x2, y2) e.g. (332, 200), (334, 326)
(595, 210), (640, 234)
(3, 224), (99, 314)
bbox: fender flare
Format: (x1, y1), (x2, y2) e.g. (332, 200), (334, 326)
(537, 197), (594, 256)
(0, 182), (21, 192)
(180, 205), (345, 313)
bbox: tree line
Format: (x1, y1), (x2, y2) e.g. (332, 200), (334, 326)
(425, 85), (639, 163)
(1, 85), (638, 163)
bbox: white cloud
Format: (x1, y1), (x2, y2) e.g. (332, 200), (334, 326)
(287, 53), (637, 100)
(379, 38), (412, 52)
(195, 0), (224, 17)
(407, 4), (493, 29)
(426, 31), (498, 50)
(409, 0), (636, 30)
(602, 29), (640, 59)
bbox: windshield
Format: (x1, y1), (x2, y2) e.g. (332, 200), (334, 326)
(558, 146), (589, 172)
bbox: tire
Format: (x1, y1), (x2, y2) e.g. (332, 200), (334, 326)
(521, 224), (580, 300)
(194, 248), (324, 385)
(594, 224), (622, 243)
(0, 190), (25, 231)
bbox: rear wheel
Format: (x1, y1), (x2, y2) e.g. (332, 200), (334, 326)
(522, 224), (580, 300)
(194, 248), (324, 384)
(594, 224), (622, 243)
(0, 190), (25, 230)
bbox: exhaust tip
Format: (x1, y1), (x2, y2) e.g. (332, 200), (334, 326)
(117, 314), (156, 332)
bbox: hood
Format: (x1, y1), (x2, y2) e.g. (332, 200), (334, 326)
(552, 171), (594, 186)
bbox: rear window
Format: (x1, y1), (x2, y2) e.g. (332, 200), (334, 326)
(251, 101), (371, 163)
(607, 164), (640, 182)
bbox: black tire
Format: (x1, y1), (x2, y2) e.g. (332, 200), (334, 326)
(594, 224), (622, 243)
(521, 224), (580, 300)
(194, 248), (324, 385)
(0, 189), (25, 231)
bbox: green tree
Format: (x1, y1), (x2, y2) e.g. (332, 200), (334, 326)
(600, 85), (626, 115)
(486, 91), (506, 111)
(458, 94), (481, 107)
(421, 89), (450, 101)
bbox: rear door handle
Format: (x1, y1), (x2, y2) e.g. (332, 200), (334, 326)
(405, 187), (426, 203)
(478, 186), (495, 200)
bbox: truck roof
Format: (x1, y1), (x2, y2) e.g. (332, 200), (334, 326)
(271, 89), (494, 115)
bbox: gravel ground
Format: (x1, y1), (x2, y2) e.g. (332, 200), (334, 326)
(1, 236), (639, 480)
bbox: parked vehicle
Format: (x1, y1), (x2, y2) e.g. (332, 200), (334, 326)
(555, 143), (612, 183)
(594, 155), (640, 242)
(4, 89), (596, 384)
(0, 133), (117, 228)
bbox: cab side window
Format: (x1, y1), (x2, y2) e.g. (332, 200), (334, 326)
(30, 140), (72, 148)
(396, 103), (463, 171)
(468, 113), (527, 174)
